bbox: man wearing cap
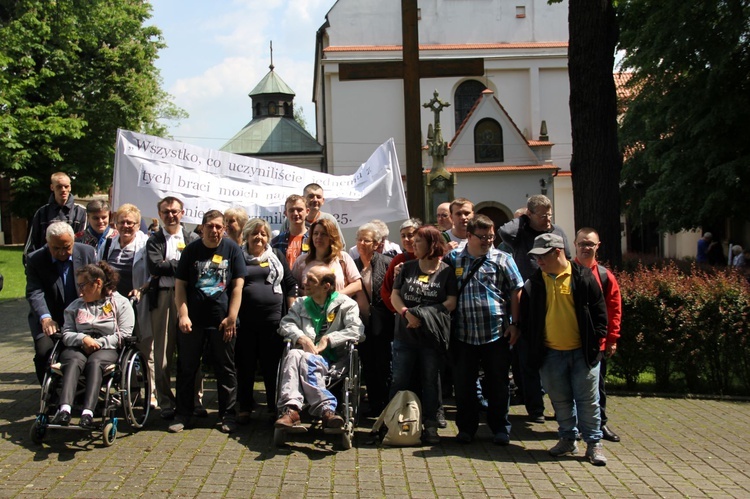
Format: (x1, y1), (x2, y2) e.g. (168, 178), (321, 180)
(499, 194), (571, 423)
(518, 233), (609, 466)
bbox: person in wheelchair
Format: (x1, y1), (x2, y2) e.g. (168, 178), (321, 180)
(50, 261), (135, 428)
(275, 265), (364, 430)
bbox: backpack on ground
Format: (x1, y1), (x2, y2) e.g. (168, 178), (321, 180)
(371, 390), (422, 446)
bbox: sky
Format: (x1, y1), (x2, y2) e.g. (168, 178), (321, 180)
(149, 0), (335, 150)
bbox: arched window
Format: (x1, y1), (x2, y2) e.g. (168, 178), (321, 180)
(255, 102), (261, 117)
(268, 102), (277, 115)
(284, 102), (290, 116)
(454, 80), (486, 130)
(474, 118), (503, 163)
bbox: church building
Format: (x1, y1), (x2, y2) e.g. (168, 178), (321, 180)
(313, 0), (575, 236)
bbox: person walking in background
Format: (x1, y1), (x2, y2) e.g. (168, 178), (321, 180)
(75, 200), (117, 252)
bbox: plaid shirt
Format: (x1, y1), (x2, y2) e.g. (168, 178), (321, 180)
(445, 247), (523, 345)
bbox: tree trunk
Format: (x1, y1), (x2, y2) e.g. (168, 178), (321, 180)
(568, 0), (623, 267)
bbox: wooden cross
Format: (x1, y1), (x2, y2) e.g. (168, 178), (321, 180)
(338, 0), (484, 220)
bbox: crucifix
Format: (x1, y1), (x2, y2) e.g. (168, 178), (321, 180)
(338, 0), (484, 220)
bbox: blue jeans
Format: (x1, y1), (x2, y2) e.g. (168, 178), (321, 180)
(390, 339), (442, 427)
(539, 348), (602, 443)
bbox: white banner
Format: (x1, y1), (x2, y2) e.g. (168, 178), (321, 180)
(112, 130), (409, 228)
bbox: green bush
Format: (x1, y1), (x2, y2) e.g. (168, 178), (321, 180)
(610, 262), (750, 395)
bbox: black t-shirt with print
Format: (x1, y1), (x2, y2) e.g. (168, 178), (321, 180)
(176, 238), (247, 327)
(393, 260), (457, 345)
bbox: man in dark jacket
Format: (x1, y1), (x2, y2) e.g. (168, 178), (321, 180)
(24, 172), (87, 261)
(26, 222), (96, 383)
(146, 196), (200, 420)
(519, 233), (609, 466)
(499, 194), (571, 423)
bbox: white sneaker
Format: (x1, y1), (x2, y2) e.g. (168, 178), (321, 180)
(586, 441), (607, 466)
(549, 438), (578, 456)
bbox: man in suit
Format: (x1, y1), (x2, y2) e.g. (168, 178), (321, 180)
(146, 196), (201, 420)
(26, 221), (97, 384)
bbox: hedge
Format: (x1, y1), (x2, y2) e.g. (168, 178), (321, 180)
(609, 262), (750, 395)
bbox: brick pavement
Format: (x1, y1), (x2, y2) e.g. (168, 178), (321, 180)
(1, 297), (749, 498)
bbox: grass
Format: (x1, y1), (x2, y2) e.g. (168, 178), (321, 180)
(0, 245), (25, 301)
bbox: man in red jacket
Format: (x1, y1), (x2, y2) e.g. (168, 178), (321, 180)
(574, 227), (622, 443)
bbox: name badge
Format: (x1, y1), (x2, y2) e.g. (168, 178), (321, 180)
(177, 242), (186, 251)
(455, 268), (464, 277)
(327, 312), (335, 322)
(102, 302), (113, 314)
(418, 274), (429, 283)
(212, 254), (223, 264)
(259, 261), (269, 268)
(559, 284), (571, 295)
(301, 243), (310, 252)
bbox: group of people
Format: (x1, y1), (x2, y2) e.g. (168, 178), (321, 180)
(25, 172), (620, 466)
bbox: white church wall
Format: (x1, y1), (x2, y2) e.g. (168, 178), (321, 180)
(553, 176), (575, 243)
(454, 172), (553, 221)
(325, 0), (569, 46)
(539, 68), (572, 170)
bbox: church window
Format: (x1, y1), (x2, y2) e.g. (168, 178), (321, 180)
(268, 102), (277, 115)
(474, 118), (503, 163)
(284, 102), (290, 116)
(255, 102), (261, 117)
(454, 80), (486, 130)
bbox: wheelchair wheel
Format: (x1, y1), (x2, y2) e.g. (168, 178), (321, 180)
(349, 349), (361, 426)
(273, 428), (286, 447)
(103, 421), (117, 447)
(29, 417), (47, 444)
(122, 349), (150, 429)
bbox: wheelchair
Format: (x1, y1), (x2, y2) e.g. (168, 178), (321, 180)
(273, 339), (361, 449)
(29, 332), (151, 447)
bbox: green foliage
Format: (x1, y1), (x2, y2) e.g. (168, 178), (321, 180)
(618, 0), (750, 232)
(611, 262), (750, 394)
(0, 0), (185, 219)
(0, 246), (25, 301)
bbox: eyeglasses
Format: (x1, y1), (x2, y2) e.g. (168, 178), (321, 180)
(160, 209), (181, 216)
(576, 242), (598, 249)
(470, 233), (495, 243)
(116, 220), (137, 227)
(76, 280), (93, 291)
(533, 212), (553, 219)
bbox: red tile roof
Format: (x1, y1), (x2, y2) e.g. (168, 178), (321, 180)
(527, 140), (554, 147)
(437, 164), (559, 173)
(324, 42), (568, 53)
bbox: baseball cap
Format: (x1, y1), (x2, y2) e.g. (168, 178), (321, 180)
(528, 233), (565, 256)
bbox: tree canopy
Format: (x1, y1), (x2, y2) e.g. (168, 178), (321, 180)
(0, 0), (184, 219)
(618, 0), (750, 232)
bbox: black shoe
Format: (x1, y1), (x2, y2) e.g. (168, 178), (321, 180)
(79, 414), (95, 430)
(601, 425), (621, 442)
(51, 410), (71, 426)
(160, 408), (176, 420)
(529, 413), (546, 424)
(193, 406), (208, 418)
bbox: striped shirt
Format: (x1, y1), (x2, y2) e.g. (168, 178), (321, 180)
(445, 247), (523, 345)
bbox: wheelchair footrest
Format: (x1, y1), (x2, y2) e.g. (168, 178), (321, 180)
(323, 422), (352, 435)
(50, 363), (63, 376)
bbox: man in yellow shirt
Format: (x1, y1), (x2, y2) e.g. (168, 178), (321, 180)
(518, 233), (609, 466)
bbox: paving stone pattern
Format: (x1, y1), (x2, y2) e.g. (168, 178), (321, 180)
(1, 298), (749, 498)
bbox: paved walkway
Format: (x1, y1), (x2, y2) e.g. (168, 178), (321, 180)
(1, 298), (749, 498)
